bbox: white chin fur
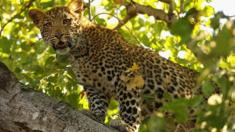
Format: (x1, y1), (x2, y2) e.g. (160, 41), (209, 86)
(56, 47), (70, 55)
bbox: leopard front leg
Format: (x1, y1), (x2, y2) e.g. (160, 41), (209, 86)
(116, 85), (142, 132)
(84, 86), (109, 123)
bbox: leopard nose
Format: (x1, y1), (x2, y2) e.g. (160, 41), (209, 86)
(55, 32), (63, 39)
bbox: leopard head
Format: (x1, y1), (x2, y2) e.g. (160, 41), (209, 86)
(29, 0), (84, 54)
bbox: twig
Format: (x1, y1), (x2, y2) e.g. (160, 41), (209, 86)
(174, 124), (189, 132)
(88, 0), (92, 21)
(159, 0), (171, 4)
(180, 0), (184, 14)
(168, 0), (174, 15)
(0, 0), (36, 36)
(123, 24), (142, 45)
(91, 12), (141, 44)
(91, 12), (121, 22)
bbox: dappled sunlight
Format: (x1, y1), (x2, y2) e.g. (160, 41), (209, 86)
(0, 0), (235, 131)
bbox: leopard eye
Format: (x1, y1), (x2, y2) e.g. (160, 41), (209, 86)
(43, 22), (52, 28)
(63, 18), (71, 25)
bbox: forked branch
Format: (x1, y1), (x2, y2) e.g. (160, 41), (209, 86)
(114, 0), (176, 30)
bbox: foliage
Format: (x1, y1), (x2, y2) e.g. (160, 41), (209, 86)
(0, 0), (235, 131)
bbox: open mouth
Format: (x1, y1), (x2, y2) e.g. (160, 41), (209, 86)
(52, 41), (73, 51)
(56, 41), (67, 49)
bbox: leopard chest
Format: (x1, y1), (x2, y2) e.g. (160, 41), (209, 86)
(70, 57), (117, 97)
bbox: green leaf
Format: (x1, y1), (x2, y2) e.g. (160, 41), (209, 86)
(0, 37), (12, 53)
(210, 12), (224, 30)
(202, 81), (214, 96)
(162, 98), (189, 123)
(66, 92), (80, 108)
(202, 6), (215, 17)
(170, 18), (193, 43)
(212, 22), (234, 58)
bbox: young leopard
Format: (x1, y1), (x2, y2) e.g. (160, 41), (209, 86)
(29, 0), (199, 131)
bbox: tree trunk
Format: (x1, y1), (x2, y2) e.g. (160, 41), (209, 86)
(0, 62), (117, 132)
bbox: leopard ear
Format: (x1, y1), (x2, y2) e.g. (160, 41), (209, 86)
(28, 9), (46, 27)
(68, 0), (84, 14)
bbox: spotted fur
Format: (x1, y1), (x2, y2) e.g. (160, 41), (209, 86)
(29, 0), (199, 131)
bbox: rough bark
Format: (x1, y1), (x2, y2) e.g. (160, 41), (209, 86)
(0, 61), (117, 132)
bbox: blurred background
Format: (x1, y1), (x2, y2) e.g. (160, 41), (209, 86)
(0, 0), (235, 131)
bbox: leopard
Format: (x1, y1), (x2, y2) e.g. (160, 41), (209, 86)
(28, 0), (201, 131)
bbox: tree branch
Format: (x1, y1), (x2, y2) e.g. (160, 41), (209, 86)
(114, 1), (176, 30)
(0, 61), (117, 132)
